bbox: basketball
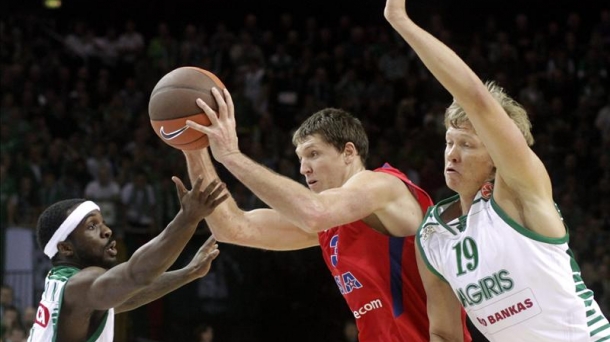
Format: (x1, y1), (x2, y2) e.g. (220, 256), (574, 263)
(149, 66), (225, 150)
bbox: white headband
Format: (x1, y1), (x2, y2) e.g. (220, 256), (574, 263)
(44, 201), (100, 259)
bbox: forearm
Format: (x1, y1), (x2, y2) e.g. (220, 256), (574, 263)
(184, 149), (222, 189)
(183, 149), (317, 248)
(114, 268), (195, 313)
(385, 12), (486, 111)
(183, 149), (260, 243)
(220, 152), (320, 231)
(126, 211), (198, 284)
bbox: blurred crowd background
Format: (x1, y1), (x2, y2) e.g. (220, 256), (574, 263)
(1, 1), (609, 341)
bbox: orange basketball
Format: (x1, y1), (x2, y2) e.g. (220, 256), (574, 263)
(149, 66), (225, 150)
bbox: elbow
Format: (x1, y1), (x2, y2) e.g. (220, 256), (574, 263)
(300, 206), (331, 233)
(428, 318), (464, 342)
(468, 83), (497, 113)
(208, 221), (257, 246)
(206, 221), (241, 244)
(430, 332), (462, 342)
(124, 261), (157, 287)
(211, 232), (233, 244)
(128, 272), (155, 288)
(302, 219), (326, 234)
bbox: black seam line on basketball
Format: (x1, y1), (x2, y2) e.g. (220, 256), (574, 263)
(174, 133), (207, 146)
(154, 111), (205, 119)
(151, 112), (206, 119)
(151, 85), (214, 95)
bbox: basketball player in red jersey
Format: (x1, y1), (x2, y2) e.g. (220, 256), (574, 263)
(183, 91), (471, 341)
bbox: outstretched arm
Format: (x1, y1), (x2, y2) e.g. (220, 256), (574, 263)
(65, 178), (227, 311)
(184, 148), (319, 251)
(115, 235), (219, 313)
(186, 89), (416, 235)
(384, 0), (562, 237)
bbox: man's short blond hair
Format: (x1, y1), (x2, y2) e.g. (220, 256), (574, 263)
(444, 81), (535, 146)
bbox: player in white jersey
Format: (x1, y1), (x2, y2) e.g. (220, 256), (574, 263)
(28, 177), (227, 342)
(418, 190), (609, 341)
(383, 0), (610, 341)
(31, 265), (116, 342)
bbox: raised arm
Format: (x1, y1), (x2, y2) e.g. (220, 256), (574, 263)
(184, 148), (319, 251)
(115, 235), (219, 313)
(384, 0), (562, 237)
(383, 0), (536, 180)
(186, 89), (419, 236)
(65, 177), (227, 311)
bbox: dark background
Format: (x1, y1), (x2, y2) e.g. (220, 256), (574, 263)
(2, 0), (609, 341)
(4, 0), (607, 36)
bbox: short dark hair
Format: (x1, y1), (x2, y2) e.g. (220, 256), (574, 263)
(36, 199), (86, 252)
(292, 108), (369, 165)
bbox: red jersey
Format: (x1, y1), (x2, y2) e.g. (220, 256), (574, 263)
(318, 163), (471, 341)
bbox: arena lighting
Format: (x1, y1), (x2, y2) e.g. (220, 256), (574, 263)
(44, 0), (62, 9)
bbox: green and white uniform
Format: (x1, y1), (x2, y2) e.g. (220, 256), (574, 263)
(28, 266), (115, 342)
(417, 190), (609, 341)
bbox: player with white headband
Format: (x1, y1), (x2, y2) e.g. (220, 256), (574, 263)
(28, 176), (228, 342)
(42, 200), (101, 259)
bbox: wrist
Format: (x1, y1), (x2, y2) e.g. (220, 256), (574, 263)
(183, 148), (208, 163)
(386, 12), (410, 26)
(183, 264), (199, 281)
(173, 209), (201, 227)
(218, 150), (242, 165)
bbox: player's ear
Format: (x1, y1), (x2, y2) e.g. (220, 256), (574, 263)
(343, 142), (357, 164)
(57, 241), (74, 257)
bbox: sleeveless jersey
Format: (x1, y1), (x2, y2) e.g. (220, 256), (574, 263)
(318, 163), (471, 341)
(417, 189), (610, 341)
(28, 266), (115, 342)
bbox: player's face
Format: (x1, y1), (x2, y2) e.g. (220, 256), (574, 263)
(296, 134), (349, 193)
(69, 211), (118, 269)
(444, 122), (495, 196)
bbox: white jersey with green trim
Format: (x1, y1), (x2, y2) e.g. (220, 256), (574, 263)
(416, 190), (609, 342)
(28, 266), (115, 342)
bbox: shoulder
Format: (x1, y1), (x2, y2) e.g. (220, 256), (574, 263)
(347, 170), (409, 198)
(416, 203), (452, 246)
(415, 208), (452, 281)
(61, 267), (115, 321)
(64, 267), (106, 293)
(349, 169), (406, 188)
(370, 165), (430, 199)
(58, 267), (106, 312)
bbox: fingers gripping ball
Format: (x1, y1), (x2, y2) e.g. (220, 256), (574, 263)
(149, 67), (225, 150)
